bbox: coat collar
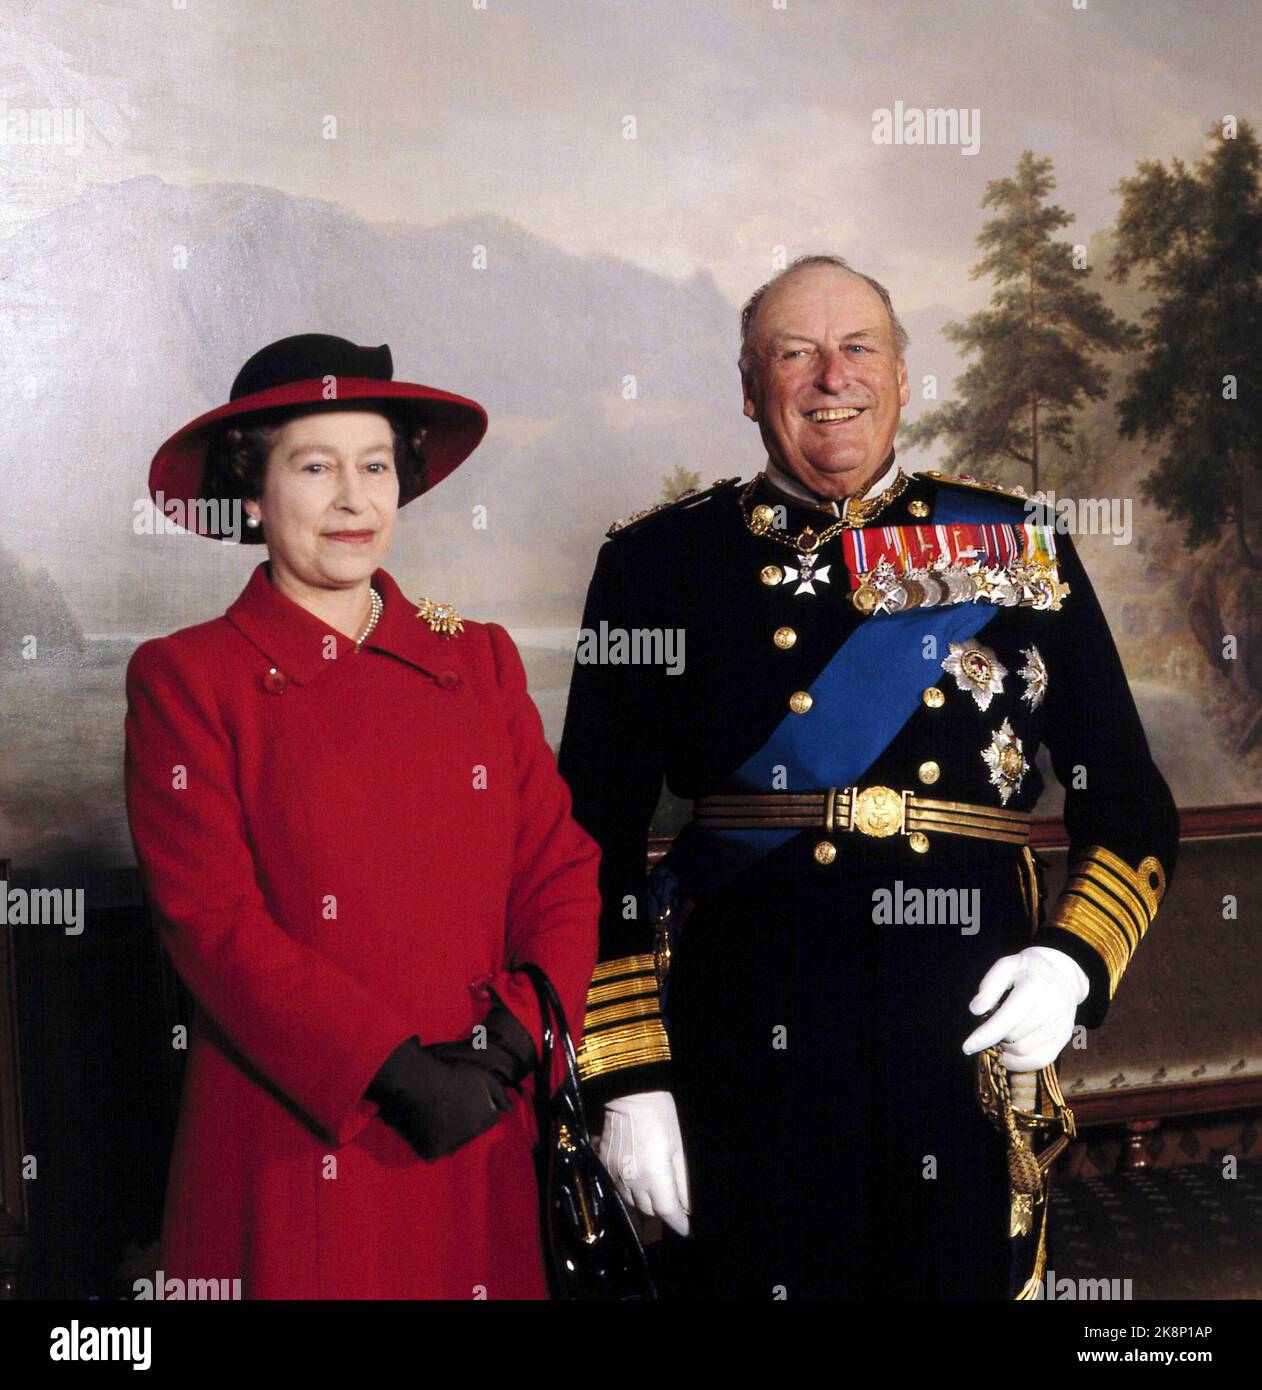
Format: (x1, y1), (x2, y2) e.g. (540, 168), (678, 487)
(225, 562), (463, 686)
(761, 450), (902, 520)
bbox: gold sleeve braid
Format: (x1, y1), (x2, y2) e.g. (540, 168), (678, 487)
(1045, 845), (1167, 997)
(575, 953), (671, 1081)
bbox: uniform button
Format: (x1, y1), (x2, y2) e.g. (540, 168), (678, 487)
(751, 504), (776, 534)
(908, 832), (930, 854)
(467, 974), (493, 999)
(760, 565), (784, 586)
(922, 687), (944, 708)
(813, 840), (836, 865)
(773, 626), (797, 651)
(909, 500), (930, 519)
(438, 670), (462, 690)
(262, 667), (287, 694)
(918, 760), (940, 785)
(788, 690), (813, 714)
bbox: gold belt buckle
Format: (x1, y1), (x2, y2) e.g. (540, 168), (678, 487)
(850, 785), (906, 838)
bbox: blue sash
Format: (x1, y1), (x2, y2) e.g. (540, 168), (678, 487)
(654, 486), (1030, 915)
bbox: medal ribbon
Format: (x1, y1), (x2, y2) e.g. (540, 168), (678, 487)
(842, 522), (1058, 589)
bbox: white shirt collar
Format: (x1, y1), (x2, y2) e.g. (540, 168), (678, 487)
(764, 454), (901, 519)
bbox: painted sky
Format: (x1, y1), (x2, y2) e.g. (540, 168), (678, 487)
(3, 0), (1257, 314)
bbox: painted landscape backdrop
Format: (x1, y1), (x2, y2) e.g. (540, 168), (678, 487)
(2, 1), (1259, 903)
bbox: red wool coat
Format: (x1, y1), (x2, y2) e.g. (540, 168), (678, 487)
(124, 561), (600, 1299)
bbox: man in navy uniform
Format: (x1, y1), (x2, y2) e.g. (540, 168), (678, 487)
(557, 255), (1178, 1298)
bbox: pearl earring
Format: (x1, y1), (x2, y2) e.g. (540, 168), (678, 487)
(246, 514), (261, 528)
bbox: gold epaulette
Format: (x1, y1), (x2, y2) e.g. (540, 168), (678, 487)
(1046, 845), (1167, 996)
(606, 477), (742, 539)
(575, 953), (671, 1081)
(921, 470), (1034, 503)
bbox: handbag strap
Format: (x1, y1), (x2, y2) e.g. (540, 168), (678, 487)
(512, 961), (591, 1134)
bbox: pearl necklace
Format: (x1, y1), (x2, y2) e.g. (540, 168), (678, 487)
(353, 586), (384, 653)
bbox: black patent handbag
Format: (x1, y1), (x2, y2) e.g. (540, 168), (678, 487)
(513, 962), (657, 1300)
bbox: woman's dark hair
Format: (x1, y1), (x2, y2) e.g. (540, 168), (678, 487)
(201, 407), (429, 542)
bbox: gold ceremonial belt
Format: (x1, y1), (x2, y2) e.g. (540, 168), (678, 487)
(693, 786), (1031, 848)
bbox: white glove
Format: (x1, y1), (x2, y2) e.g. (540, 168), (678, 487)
(962, 946), (1090, 1071)
(597, 1090), (691, 1236)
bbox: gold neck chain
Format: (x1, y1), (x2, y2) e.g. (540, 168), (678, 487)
(739, 468), (910, 553)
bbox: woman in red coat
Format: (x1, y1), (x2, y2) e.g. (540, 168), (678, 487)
(125, 334), (600, 1299)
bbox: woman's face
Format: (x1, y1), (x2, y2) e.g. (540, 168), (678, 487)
(249, 410), (399, 588)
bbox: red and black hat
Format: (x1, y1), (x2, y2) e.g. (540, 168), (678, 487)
(148, 334), (488, 541)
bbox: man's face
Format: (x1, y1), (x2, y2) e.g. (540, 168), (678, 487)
(741, 266), (909, 500)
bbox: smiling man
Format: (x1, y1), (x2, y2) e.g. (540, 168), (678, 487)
(558, 254), (1178, 1299)
(739, 259), (910, 503)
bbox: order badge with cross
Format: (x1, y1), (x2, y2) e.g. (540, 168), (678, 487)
(782, 550), (831, 596)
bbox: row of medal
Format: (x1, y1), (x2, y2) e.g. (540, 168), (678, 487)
(841, 523), (1069, 616)
(850, 554), (1070, 616)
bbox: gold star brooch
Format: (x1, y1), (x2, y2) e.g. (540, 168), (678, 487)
(415, 596), (464, 638)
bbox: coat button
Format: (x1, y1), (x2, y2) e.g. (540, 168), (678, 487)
(467, 974), (493, 999)
(918, 760), (941, 785)
(909, 832), (930, 854)
(262, 667), (287, 694)
(760, 565), (784, 586)
(788, 690), (813, 714)
(922, 687), (944, 708)
(438, 670), (462, 690)
(773, 626), (797, 650)
(813, 840), (836, 865)
(909, 500), (930, 519)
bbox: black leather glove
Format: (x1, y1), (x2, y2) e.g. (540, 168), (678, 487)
(366, 1007), (538, 1160)
(425, 1004), (538, 1087)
